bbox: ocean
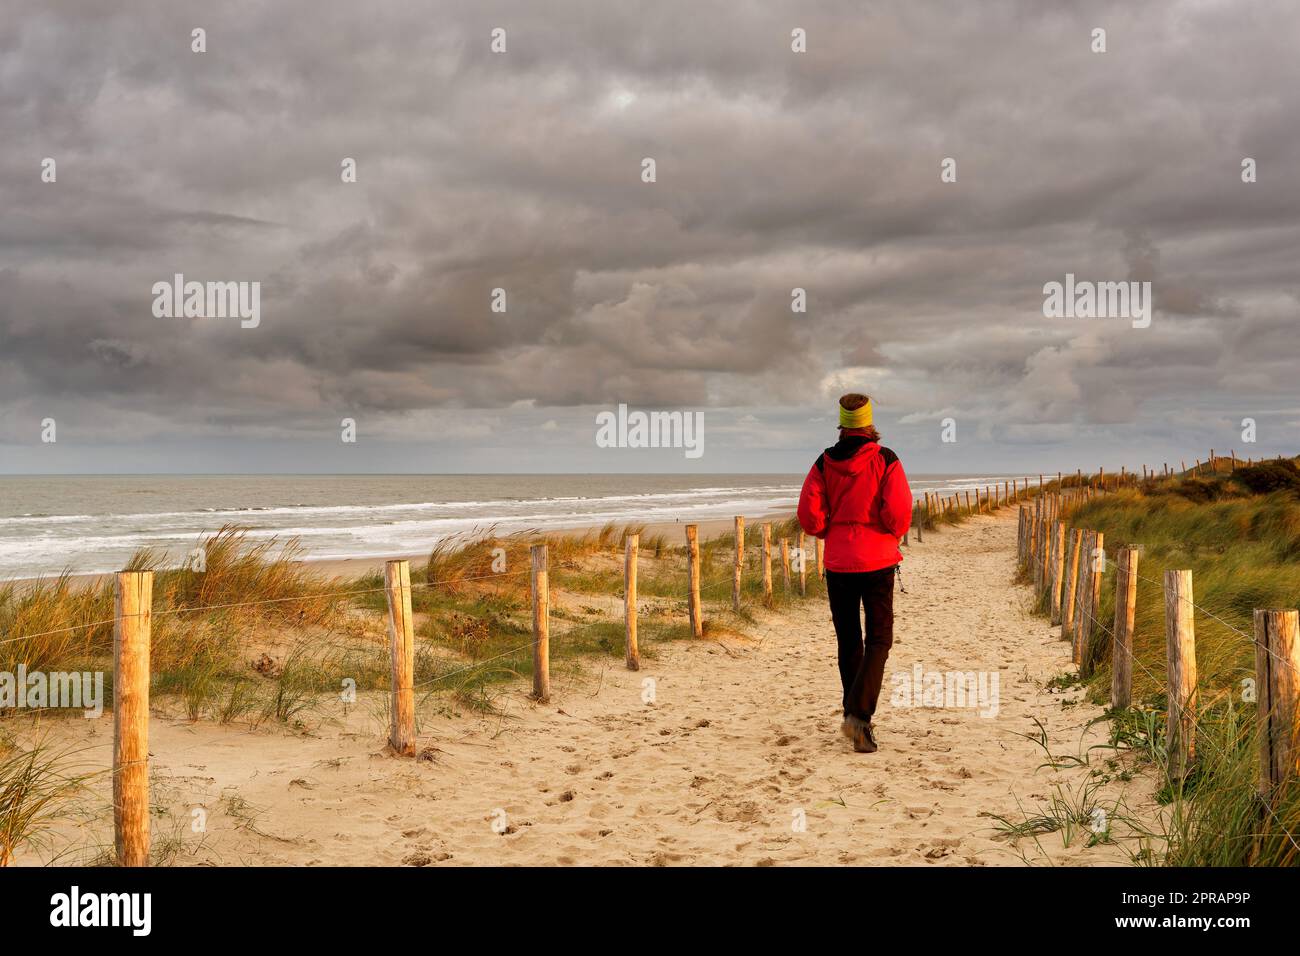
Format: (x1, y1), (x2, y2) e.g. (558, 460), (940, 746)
(0, 473), (1032, 578)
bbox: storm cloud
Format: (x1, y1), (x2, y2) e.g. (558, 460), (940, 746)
(1, 0), (1297, 472)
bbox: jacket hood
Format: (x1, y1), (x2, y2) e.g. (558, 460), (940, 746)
(822, 436), (880, 473)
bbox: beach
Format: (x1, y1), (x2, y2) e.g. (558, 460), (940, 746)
(11, 511), (1151, 867)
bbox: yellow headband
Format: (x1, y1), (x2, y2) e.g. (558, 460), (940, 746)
(839, 401), (873, 428)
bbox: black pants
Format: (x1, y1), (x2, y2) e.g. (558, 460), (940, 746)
(825, 565), (897, 722)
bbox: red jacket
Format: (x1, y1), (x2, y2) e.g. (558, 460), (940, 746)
(797, 437), (913, 572)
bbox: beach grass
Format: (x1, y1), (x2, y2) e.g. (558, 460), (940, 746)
(1022, 456), (1300, 866)
(0, 733), (90, 867)
(0, 517), (823, 733)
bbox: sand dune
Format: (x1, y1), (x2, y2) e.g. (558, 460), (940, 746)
(18, 513), (1149, 866)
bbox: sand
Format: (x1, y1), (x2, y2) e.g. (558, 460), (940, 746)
(14, 512), (1150, 866)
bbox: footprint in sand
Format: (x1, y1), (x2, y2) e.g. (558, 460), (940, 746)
(867, 845), (907, 858)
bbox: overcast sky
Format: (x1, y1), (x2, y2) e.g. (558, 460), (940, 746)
(2, 0), (1297, 475)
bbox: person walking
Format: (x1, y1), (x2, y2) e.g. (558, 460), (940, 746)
(797, 393), (912, 753)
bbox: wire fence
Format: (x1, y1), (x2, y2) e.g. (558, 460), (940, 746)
(1019, 538), (1300, 853)
(13, 517), (849, 863)
(1019, 506), (1299, 678)
(1, 526), (826, 727)
(8, 490), (1298, 864)
(1016, 496), (1300, 853)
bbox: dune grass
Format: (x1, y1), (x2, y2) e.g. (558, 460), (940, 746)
(382, 518), (826, 707)
(1, 526), (369, 729)
(1019, 456), (1300, 866)
(0, 733), (90, 866)
(2, 518), (819, 731)
(0, 527), (352, 671)
(0, 515), (832, 862)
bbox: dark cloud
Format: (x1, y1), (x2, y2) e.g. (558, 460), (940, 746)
(1, 0), (1298, 472)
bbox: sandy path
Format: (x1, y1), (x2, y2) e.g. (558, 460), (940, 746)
(19, 513), (1141, 866)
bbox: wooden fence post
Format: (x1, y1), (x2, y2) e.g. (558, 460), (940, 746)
(1041, 506), (1052, 596)
(762, 523), (773, 602)
(1026, 506), (1035, 563)
(625, 534), (639, 670)
(797, 530), (807, 596)
(1087, 531), (1105, 660)
(1070, 530), (1088, 659)
(780, 537), (790, 592)
(686, 524), (703, 638)
(732, 516), (744, 613)
(1044, 513), (1057, 602)
(1019, 504), (1029, 564)
(1062, 528), (1082, 640)
(1254, 609), (1300, 799)
(1033, 500), (1046, 593)
(1025, 506), (1033, 562)
(531, 543), (550, 702)
(1049, 520), (1066, 624)
(1028, 499), (1039, 574)
(1164, 569), (1197, 778)
(1111, 547), (1138, 709)
(384, 559), (417, 756)
(1016, 506), (1026, 565)
(114, 570), (153, 868)
(1072, 530), (1094, 660)
(1077, 531), (1105, 668)
(815, 537), (824, 578)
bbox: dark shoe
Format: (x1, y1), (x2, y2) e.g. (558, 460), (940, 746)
(844, 715), (877, 753)
(857, 722), (878, 754)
